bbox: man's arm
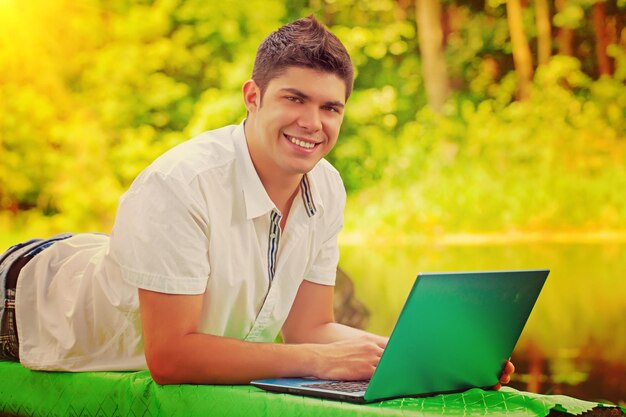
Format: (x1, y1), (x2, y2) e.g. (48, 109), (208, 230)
(281, 280), (387, 345)
(138, 288), (384, 385)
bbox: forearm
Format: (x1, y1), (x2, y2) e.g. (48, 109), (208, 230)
(147, 332), (319, 385)
(138, 288), (382, 385)
(282, 281), (388, 346)
(284, 321), (386, 345)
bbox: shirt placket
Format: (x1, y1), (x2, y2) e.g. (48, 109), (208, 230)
(267, 209), (282, 285)
(244, 209), (283, 341)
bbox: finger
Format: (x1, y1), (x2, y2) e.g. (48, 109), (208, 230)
(492, 382), (502, 391)
(374, 337), (388, 349)
(499, 373), (511, 385)
(504, 360), (515, 375)
(370, 351), (384, 366)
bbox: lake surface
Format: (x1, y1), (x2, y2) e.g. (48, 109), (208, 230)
(339, 241), (626, 404)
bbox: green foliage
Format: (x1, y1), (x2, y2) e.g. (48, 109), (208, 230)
(553, 0), (590, 29)
(0, 0), (284, 236)
(0, 0), (625, 242)
(344, 56), (626, 236)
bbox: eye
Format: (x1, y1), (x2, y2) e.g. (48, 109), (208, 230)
(286, 96), (303, 103)
(323, 105), (340, 113)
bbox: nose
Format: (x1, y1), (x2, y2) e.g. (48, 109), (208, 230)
(297, 105), (322, 132)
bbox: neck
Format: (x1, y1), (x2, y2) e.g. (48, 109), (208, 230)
(259, 171), (302, 215)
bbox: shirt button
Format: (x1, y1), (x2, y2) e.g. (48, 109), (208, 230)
(270, 233), (276, 238)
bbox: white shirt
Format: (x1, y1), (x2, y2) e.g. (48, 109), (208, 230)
(16, 122), (346, 371)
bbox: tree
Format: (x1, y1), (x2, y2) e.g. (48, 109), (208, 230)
(506, 0), (534, 100)
(415, 0), (450, 113)
(591, 0), (613, 76)
(535, 0), (552, 65)
(555, 0), (575, 56)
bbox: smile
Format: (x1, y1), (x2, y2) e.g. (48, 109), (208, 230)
(285, 134), (317, 150)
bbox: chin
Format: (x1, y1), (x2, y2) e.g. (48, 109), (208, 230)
(286, 163), (316, 176)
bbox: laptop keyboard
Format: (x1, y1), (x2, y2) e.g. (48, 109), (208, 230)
(302, 380), (369, 393)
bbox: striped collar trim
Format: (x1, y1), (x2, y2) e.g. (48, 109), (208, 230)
(300, 175), (317, 218)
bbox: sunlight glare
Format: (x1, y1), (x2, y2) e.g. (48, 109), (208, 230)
(0, 0), (16, 11)
(0, 0), (19, 30)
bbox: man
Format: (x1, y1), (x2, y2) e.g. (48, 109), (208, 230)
(0, 16), (514, 387)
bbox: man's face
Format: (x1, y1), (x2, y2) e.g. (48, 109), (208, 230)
(244, 66), (346, 181)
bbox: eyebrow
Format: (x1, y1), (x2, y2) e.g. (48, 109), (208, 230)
(280, 88), (345, 108)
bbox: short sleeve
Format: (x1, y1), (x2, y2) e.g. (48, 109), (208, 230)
(109, 172), (210, 295)
(303, 184), (346, 286)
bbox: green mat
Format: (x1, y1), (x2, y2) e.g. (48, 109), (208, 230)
(0, 361), (622, 416)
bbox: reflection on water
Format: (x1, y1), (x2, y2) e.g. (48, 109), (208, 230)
(339, 241), (626, 404)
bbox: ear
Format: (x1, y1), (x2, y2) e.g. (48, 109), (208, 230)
(242, 80), (261, 113)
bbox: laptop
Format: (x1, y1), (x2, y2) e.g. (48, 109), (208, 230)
(251, 269), (549, 403)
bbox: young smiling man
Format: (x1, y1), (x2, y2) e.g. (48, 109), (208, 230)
(242, 66), (345, 227)
(0, 16), (514, 387)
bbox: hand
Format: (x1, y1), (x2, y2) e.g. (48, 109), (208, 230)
(310, 336), (387, 381)
(492, 359), (515, 390)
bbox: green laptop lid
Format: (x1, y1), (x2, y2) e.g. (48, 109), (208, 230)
(365, 269), (549, 402)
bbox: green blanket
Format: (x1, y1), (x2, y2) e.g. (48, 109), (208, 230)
(0, 361), (622, 417)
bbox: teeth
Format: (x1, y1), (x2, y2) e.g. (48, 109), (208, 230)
(287, 135), (315, 149)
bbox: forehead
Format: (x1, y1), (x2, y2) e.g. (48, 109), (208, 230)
(265, 66), (347, 103)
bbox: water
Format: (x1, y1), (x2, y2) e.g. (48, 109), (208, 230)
(339, 241), (626, 404)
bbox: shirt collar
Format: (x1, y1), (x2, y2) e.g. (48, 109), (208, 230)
(233, 120), (324, 220)
(299, 173), (320, 218)
(233, 121), (274, 220)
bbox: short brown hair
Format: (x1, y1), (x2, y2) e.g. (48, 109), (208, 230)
(251, 16), (354, 101)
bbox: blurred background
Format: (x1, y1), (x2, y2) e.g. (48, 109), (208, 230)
(0, 0), (624, 405)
